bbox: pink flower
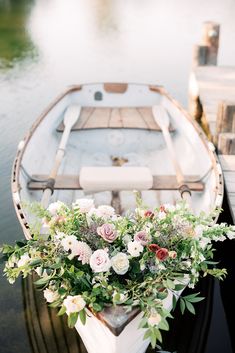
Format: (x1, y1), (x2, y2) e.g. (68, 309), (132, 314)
(134, 231), (151, 245)
(97, 224), (118, 243)
(90, 249), (111, 272)
(144, 210), (154, 219)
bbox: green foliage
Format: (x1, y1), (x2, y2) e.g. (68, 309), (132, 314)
(1, 199), (234, 349)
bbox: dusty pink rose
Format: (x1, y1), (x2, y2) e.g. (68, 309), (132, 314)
(134, 231), (151, 245)
(97, 224), (118, 243)
(156, 248), (169, 261)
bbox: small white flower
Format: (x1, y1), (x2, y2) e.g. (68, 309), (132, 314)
(227, 231), (235, 240)
(127, 241), (143, 257)
(158, 211), (166, 220)
(111, 253), (129, 275)
(43, 288), (60, 303)
(122, 234), (132, 245)
(90, 249), (111, 273)
(97, 205), (115, 219)
(87, 207), (102, 218)
(199, 237), (211, 249)
(140, 263), (146, 271)
(61, 235), (79, 252)
(35, 267), (49, 278)
(63, 295), (86, 315)
(73, 198), (94, 213)
(18, 253), (30, 267)
(148, 311), (161, 326)
(194, 225), (204, 239)
(47, 201), (65, 216)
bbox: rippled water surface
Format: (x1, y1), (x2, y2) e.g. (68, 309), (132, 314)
(1, 1), (235, 352)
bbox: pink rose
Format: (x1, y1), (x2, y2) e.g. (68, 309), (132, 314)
(97, 224), (118, 243)
(134, 231), (151, 245)
(90, 249), (111, 272)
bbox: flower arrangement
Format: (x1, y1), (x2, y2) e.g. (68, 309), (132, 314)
(1, 197), (235, 349)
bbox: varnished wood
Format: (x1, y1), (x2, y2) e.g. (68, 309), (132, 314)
(57, 107), (175, 132)
(28, 174), (204, 191)
(103, 83), (128, 93)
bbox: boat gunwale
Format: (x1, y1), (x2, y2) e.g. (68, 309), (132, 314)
(11, 83), (223, 239)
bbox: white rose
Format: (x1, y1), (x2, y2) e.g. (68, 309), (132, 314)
(18, 253), (30, 267)
(73, 198), (94, 213)
(90, 249), (111, 273)
(111, 253), (129, 275)
(97, 205), (115, 219)
(148, 312), (161, 326)
(63, 295), (86, 315)
(43, 288), (60, 303)
(127, 241), (143, 257)
(47, 201), (65, 216)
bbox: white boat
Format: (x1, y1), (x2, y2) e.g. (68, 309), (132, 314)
(11, 82), (223, 353)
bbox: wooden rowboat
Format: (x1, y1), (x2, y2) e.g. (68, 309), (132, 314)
(12, 83), (223, 353)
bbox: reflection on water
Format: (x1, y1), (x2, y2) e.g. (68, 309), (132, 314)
(0, 0), (36, 68)
(1, 1), (235, 353)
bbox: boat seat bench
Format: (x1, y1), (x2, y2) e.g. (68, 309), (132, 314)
(56, 107), (175, 132)
(27, 166), (204, 191)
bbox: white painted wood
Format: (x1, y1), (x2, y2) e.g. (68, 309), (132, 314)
(16, 83), (223, 228)
(75, 283), (186, 353)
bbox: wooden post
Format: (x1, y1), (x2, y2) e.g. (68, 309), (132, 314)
(201, 21), (220, 65)
(215, 101), (235, 146)
(218, 133), (235, 154)
(192, 22), (220, 68)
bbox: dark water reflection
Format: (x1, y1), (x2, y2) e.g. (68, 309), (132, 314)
(1, 1), (235, 352)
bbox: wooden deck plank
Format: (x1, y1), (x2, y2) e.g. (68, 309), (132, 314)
(28, 174), (204, 191)
(137, 107), (160, 130)
(195, 66), (235, 136)
(57, 107), (94, 131)
(120, 108), (148, 129)
(83, 108), (111, 128)
(109, 108), (123, 128)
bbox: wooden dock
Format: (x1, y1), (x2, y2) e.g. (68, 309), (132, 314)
(189, 22), (235, 224)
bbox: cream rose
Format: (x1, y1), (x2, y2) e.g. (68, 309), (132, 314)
(73, 198), (94, 213)
(97, 205), (115, 218)
(63, 295), (86, 315)
(90, 249), (111, 272)
(43, 288), (60, 303)
(111, 253), (129, 275)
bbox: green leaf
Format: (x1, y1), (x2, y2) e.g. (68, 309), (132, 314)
(68, 312), (79, 328)
(29, 259), (42, 267)
(172, 294), (177, 311)
(166, 279), (175, 289)
(150, 332), (157, 348)
(187, 297), (204, 303)
(158, 318), (169, 331)
(155, 329), (162, 343)
(174, 284), (185, 291)
(185, 301), (195, 315)
(34, 277), (50, 287)
(92, 303), (102, 312)
(79, 309), (86, 325)
(143, 329), (151, 340)
(180, 298), (185, 314)
(58, 305), (66, 316)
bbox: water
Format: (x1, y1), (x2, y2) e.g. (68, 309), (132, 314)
(0, 1), (235, 352)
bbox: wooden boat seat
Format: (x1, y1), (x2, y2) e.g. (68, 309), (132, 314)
(27, 168), (204, 191)
(56, 107), (175, 132)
